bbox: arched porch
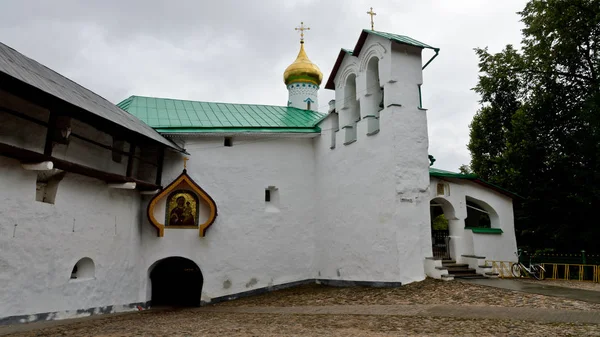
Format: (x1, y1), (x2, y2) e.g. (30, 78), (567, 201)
(430, 197), (458, 260)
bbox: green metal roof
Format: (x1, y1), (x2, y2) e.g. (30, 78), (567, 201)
(364, 30), (438, 51)
(429, 167), (477, 179)
(429, 167), (519, 199)
(117, 95), (326, 133)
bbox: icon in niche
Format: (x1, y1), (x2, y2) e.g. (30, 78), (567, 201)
(166, 191), (199, 227)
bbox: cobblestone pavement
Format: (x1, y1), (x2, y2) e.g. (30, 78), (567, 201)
(2, 279), (600, 336)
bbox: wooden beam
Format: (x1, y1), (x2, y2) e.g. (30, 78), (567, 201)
(140, 189), (160, 195)
(155, 148), (165, 186)
(44, 112), (56, 156)
(108, 182), (136, 189)
(21, 161), (53, 170)
(0, 72), (163, 150)
(126, 144), (136, 177)
(0, 142), (161, 191)
(0, 107), (159, 167)
(0, 106), (46, 126)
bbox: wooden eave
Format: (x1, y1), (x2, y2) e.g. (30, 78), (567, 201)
(0, 71), (184, 153)
(0, 142), (161, 191)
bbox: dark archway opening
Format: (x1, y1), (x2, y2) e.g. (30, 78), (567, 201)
(430, 199), (451, 259)
(150, 257), (203, 307)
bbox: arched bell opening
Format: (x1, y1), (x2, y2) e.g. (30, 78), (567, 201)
(149, 257), (203, 307)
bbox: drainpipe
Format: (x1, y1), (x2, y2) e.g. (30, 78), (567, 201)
(422, 48), (440, 70)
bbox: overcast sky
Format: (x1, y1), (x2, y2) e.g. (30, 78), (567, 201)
(0, 0), (527, 171)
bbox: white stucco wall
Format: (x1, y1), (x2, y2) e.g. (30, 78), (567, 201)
(0, 156), (145, 320)
(428, 177), (518, 263)
(313, 34), (432, 285)
(138, 136), (317, 303)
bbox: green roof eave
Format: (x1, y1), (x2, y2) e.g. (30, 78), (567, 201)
(155, 127), (322, 134)
(429, 168), (477, 179)
(429, 167), (520, 199)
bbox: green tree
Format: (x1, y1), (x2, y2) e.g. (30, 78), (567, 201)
(458, 164), (473, 175)
(432, 214), (449, 230)
(468, 0), (600, 252)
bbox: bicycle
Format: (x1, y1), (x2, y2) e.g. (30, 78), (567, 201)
(511, 251), (546, 280)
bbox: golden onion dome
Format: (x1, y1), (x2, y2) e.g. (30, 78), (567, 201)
(283, 42), (323, 86)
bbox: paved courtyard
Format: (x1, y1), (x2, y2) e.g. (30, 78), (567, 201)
(2, 278), (600, 336)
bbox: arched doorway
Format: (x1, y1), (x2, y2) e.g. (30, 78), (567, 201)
(430, 197), (455, 259)
(149, 257), (203, 307)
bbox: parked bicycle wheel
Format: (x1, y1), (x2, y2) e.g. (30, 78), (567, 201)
(531, 265), (545, 280)
(530, 265), (542, 280)
(511, 263), (522, 278)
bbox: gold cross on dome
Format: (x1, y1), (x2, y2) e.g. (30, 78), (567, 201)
(367, 7), (377, 31)
(183, 156), (189, 170)
(295, 22), (310, 43)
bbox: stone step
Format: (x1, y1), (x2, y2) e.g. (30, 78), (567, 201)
(443, 263), (469, 268)
(451, 274), (487, 279)
(435, 264), (471, 270)
(446, 268), (477, 275)
(441, 260), (456, 264)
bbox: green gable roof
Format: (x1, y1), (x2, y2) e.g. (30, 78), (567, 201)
(117, 95), (327, 134)
(429, 167), (519, 199)
(325, 30), (439, 90)
(362, 30), (438, 52)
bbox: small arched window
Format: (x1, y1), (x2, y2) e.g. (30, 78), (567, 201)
(465, 199), (492, 228)
(70, 257), (95, 280)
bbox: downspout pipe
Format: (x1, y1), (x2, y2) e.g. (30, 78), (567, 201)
(422, 48), (440, 70)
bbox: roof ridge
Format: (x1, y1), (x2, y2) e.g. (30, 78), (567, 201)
(125, 94), (325, 113)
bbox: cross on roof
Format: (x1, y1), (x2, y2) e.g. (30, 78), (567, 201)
(367, 7), (377, 31)
(295, 22), (310, 43)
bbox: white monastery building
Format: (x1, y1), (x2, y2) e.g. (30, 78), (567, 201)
(0, 25), (518, 324)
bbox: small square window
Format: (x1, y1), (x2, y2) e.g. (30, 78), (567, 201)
(437, 183), (445, 196)
(224, 137), (233, 147)
(265, 186), (279, 213)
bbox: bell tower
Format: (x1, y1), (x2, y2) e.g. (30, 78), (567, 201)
(283, 22), (322, 111)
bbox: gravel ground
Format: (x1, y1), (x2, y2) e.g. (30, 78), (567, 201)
(516, 278), (600, 292)
(214, 278), (600, 311)
(2, 278), (600, 337)
(4, 310), (600, 337)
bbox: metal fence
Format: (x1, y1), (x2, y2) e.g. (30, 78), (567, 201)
(431, 230), (450, 259)
(485, 260), (600, 282)
(523, 252), (600, 265)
